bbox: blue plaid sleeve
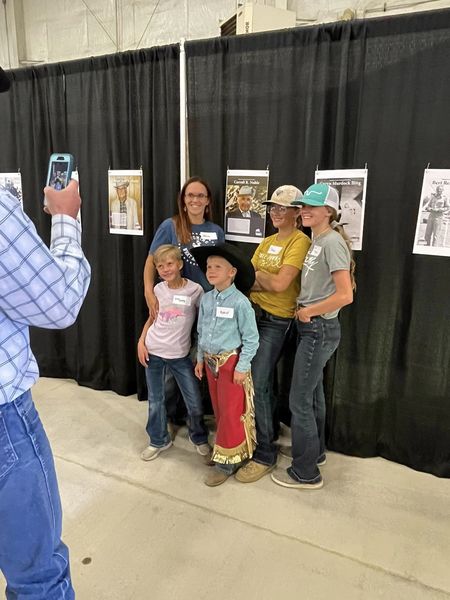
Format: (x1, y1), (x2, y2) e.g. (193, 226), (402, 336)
(0, 193), (91, 329)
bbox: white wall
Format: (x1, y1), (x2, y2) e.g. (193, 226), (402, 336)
(1, 0), (449, 69)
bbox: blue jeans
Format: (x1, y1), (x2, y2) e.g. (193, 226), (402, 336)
(216, 463), (240, 475)
(289, 317), (341, 483)
(0, 391), (74, 599)
(145, 354), (208, 447)
(252, 312), (292, 466)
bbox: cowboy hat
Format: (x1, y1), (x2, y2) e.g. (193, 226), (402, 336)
(113, 178), (129, 188)
(190, 243), (255, 292)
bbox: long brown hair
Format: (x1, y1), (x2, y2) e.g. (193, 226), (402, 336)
(173, 176), (214, 244)
(328, 208), (356, 290)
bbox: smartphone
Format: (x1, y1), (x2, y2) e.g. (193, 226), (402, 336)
(46, 153), (74, 190)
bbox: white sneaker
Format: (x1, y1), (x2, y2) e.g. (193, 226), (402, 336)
(195, 443), (212, 456)
(189, 437), (211, 456)
(140, 441), (172, 461)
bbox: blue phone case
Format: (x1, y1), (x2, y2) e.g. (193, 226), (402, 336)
(46, 153), (74, 190)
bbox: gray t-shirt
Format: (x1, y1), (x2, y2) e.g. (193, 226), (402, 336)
(298, 230), (351, 319)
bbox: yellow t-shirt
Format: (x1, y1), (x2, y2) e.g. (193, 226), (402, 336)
(250, 230), (311, 318)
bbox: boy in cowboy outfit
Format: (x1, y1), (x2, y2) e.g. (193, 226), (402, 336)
(192, 243), (259, 486)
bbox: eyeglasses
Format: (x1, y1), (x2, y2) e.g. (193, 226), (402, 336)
(268, 205), (288, 214)
(186, 192), (208, 200)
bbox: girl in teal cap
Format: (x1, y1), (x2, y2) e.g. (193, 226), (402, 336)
(271, 183), (355, 490)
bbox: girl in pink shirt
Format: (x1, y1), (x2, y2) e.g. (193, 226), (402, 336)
(137, 245), (210, 461)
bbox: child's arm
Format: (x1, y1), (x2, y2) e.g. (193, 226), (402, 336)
(195, 299), (205, 379)
(194, 361), (204, 380)
(233, 369), (246, 386)
(137, 315), (153, 367)
(234, 299), (259, 384)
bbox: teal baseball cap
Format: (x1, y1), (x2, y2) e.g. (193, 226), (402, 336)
(293, 183), (340, 211)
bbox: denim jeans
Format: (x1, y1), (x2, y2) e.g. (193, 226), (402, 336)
(289, 317), (341, 483)
(0, 390), (74, 599)
(216, 463), (240, 475)
(163, 368), (186, 424)
(251, 312), (293, 466)
(165, 329), (207, 423)
(145, 354), (208, 447)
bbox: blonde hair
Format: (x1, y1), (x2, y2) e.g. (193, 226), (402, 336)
(153, 244), (182, 265)
(328, 209), (356, 290)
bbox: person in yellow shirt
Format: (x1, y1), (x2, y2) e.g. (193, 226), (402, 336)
(236, 185), (311, 483)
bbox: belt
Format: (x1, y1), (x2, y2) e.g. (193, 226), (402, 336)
(204, 349), (238, 378)
(251, 302), (292, 321)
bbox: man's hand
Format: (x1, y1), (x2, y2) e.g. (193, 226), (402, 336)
(233, 370), (246, 386)
(43, 179), (81, 219)
(194, 362), (204, 380)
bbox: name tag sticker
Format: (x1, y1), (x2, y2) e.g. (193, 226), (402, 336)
(173, 295), (191, 306)
(310, 245), (322, 257)
(268, 245), (282, 255)
(216, 306), (234, 319)
(200, 231), (218, 241)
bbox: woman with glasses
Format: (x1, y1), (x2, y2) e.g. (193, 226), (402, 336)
(143, 176), (225, 442)
(235, 185), (311, 483)
(144, 177), (224, 312)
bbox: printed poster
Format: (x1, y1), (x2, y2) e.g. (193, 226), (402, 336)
(108, 169), (143, 236)
(315, 169), (368, 251)
(224, 169), (269, 243)
(413, 169), (450, 257)
(0, 172), (23, 208)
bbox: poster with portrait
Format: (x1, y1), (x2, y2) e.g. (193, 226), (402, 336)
(413, 169), (450, 257)
(108, 169), (143, 236)
(0, 172), (23, 208)
(224, 169), (269, 243)
(315, 169), (368, 251)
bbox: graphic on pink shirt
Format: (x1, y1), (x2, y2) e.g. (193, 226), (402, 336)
(145, 279), (204, 359)
(158, 306), (185, 322)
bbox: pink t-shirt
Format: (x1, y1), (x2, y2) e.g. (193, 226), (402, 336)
(145, 279), (203, 359)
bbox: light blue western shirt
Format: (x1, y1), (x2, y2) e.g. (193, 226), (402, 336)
(197, 283), (259, 373)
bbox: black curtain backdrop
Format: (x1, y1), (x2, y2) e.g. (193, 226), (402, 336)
(0, 46), (180, 399)
(186, 10), (450, 477)
(1, 11), (449, 477)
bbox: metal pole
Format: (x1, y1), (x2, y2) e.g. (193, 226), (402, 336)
(179, 37), (187, 184)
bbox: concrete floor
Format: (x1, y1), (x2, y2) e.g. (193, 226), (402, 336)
(1, 378), (449, 600)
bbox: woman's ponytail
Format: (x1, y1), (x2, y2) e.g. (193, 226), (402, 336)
(329, 210), (356, 290)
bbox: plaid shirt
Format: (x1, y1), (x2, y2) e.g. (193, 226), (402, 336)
(0, 191), (91, 404)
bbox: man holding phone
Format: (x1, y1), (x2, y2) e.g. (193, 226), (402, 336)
(0, 66), (91, 599)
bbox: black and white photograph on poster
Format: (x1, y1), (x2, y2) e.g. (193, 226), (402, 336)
(108, 169), (143, 236)
(315, 169), (368, 251)
(413, 169), (450, 257)
(224, 169), (269, 243)
(0, 172), (23, 208)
